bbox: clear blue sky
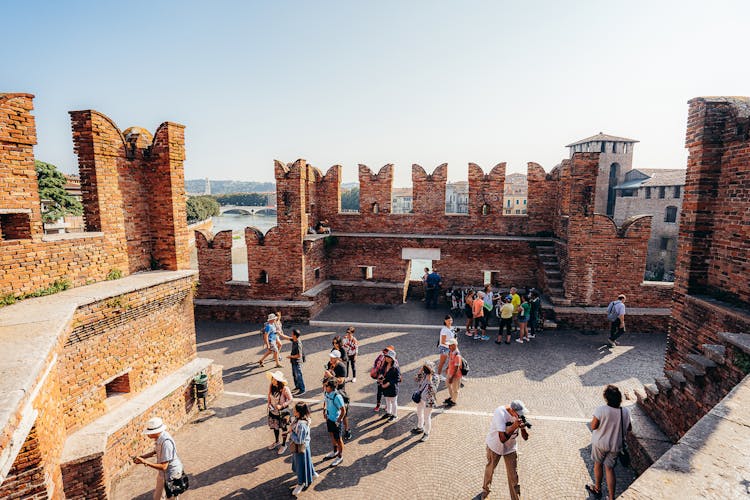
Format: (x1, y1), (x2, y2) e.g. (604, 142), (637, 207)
(4, 0), (749, 186)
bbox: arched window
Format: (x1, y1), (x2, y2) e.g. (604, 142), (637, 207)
(664, 206), (678, 223)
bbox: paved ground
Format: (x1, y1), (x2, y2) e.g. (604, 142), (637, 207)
(112, 305), (666, 499)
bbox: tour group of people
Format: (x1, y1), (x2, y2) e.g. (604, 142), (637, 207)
(141, 292), (630, 499)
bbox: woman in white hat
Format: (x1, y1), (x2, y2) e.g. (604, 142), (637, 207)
(266, 370), (294, 453)
(133, 417), (185, 499)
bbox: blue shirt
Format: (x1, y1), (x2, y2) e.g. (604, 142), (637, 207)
(426, 272), (441, 287)
(324, 391), (345, 421)
(264, 322), (277, 342)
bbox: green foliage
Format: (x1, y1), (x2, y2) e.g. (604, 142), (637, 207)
(213, 193), (269, 206)
(735, 350), (750, 375)
(106, 268), (123, 280)
(341, 186), (359, 212)
(186, 195), (220, 222)
(0, 278), (72, 308)
(35, 161), (83, 223)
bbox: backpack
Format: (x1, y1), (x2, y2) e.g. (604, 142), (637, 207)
(460, 356), (469, 376)
(607, 301), (619, 322)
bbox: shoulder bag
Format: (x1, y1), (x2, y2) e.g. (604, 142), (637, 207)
(617, 407), (631, 468)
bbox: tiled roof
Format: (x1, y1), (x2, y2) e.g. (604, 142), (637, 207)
(566, 132), (639, 147)
(614, 168), (686, 189)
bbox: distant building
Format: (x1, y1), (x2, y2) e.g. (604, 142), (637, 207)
(503, 173), (527, 215)
(260, 191), (277, 207)
(391, 187), (413, 214)
(204, 177), (211, 195)
(613, 168), (686, 280)
(566, 132), (638, 217)
(445, 181), (469, 213)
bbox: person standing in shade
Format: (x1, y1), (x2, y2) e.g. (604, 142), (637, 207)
(586, 385), (632, 500)
(496, 295), (515, 344)
(517, 295), (531, 343)
(290, 402), (317, 497)
(379, 350), (401, 421)
(444, 338), (462, 407)
(437, 315), (456, 381)
(287, 329), (306, 395)
(134, 417), (185, 500)
(342, 327), (359, 383)
(425, 268), (442, 309)
(510, 287), (521, 333)
(412, 361), (439, 442)
(422, 267), (430, 301)
(528, 291), (541, 337)
(322, 380), (346, 467)
(606, 294), (627, 347)
(482, 400), (530, 500)
(258, 313), (282, 368)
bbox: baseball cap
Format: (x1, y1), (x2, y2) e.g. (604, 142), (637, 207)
(510, 400), (528, 417)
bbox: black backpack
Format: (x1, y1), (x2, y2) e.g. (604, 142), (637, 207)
(460, 356), (469, 376)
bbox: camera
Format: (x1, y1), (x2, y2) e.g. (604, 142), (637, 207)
(519, 415), (532, 428)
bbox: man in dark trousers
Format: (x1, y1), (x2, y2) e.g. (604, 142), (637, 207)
(606, 294), (626, 347)
(425, 268), (442, 309)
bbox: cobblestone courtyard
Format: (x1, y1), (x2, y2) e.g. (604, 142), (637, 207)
(112, 311), (666, 499)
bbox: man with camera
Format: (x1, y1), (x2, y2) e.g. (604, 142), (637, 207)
(482, 400), (530, 500)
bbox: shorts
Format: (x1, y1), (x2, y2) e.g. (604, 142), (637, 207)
(326, 419), (342, 439)
(439, 345), (450, 356)
(464, 305), (473, 317)
(267, 342), (279, 353)
(518, 316), (529, 324)
(591, 446), (618, 468)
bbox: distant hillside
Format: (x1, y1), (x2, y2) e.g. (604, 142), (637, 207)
(185, 179), (275, 194)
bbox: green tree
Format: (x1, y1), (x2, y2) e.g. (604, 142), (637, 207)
(214, 193), (269, 206)
(35, 161), (83, 223)
(341, 186), (360, 211)
(186, 195), (220, 222)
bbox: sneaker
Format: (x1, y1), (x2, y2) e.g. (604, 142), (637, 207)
(323, 450), (338, 459)
(296, 390), (305, 396)
(277, 444), (288, 455)
(267, 442), (280, 450)
(380, 413), (391, 420)
(292, 484), (304, 497)
(331, 455), (343, 467)
(607, 340), (617, 348)
(515, 339), (524, 344)
(445, 400), (456, 407)
(481, 335), (490, 341)
(494, 340), (503, 345)
(373, 404), (381, 412)
(419, 433), (429, 442)
(528, 334), (536, 339)
(411, 427), (424, 434)
(388, 415), (397, 421)
(352, 377), (357, 383)
(344, 429), (352, 440)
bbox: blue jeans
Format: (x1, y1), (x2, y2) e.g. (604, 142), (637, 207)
(292, 361), (305, 393)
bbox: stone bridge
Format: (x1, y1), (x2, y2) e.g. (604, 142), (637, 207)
(219, 205), (277, 216)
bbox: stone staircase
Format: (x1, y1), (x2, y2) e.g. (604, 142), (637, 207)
(535, 243), (570, 306)
(635, 332), (749, 444)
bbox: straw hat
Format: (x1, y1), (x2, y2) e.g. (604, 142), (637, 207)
(266, 370), (288, 384)
(143, 417), (166, 435)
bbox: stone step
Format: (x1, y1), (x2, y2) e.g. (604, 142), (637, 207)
(548, 287), (564, 295)
(665, 369), (686, 388)
(686, 353), (717, 373)
(543, 320), (558, 329)
(655, 376), (672, 393)
(547, 278), (563, 286)
(544, 269), (561, 277)
(550, 296), (571, 306)
(679, 363), (705, 384)
(644, 383), (659, 398)
(701, 344), (726, 365)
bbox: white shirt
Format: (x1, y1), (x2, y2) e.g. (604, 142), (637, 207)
(486, 406), (519, 456)
(592, 405), (631, 451)
(439, 326), (455, 348)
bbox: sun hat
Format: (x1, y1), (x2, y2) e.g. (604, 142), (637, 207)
(445, 338), (458, 346)
(329, 350), (342, 359)
(266, 370), (288, 384)
(510, 400), (528, 417)
(267, 313), (277, 321)
(143, 417), (167, 435)
(386, 350), (397, 360)
(384, 345), (395, 352)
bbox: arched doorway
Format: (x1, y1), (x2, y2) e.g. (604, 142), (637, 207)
(606, 163), (620, 217)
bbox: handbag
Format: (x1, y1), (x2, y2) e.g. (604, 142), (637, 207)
(290, 441), (307, 454)
(411, 378), (428, 404)
(165, 473), (189, 497)
(617, 407), (631, 468)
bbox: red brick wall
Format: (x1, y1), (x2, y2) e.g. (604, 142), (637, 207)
(412, 163), (448, 215)
(0, 426), (46, 499)
(59, 277), (197, 432)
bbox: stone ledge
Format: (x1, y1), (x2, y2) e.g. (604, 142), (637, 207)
(61, 358), (213, 464)
(622, 374), (750, 499)
(41, 231), (105, 242)
(331, 280), (403, 289)
(552, 306), (671, 316)
(718, 332), (750, 356)
(194, 298), (316, 307)
(330, 232), (554, 242)
(301, 281), (332, 298)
